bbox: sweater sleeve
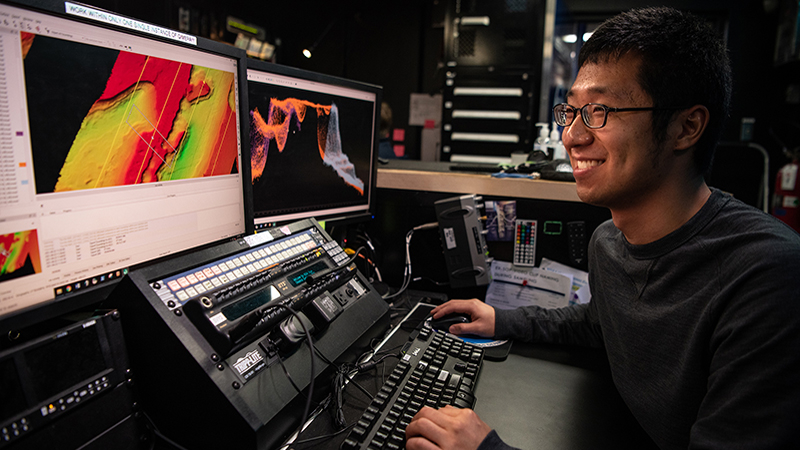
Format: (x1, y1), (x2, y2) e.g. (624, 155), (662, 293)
(476, 430), (522, 450)
(493, 302), (604, 348)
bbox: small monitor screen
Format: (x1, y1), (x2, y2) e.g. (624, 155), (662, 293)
(0, 1), (248, 328)
(246, 61), (380, 228)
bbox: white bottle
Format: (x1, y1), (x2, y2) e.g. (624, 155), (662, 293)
(549, 122), (567, 160)
(533, 122), (550, 156)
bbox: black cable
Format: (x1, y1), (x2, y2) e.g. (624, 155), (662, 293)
(344, 245), (366, 266)
(283, 423), (355, 448)
(388, 291), (414, 314)
(356, 352), (398, 371)
(341, 373), (374, 401)
(326, 310), (406, 429)
(264, 304), (315, 429)
(141, 411), (190, 450)
(312, 342), (336, 367)
(275, 349), (304, 395)
(332, 369), (349, 428)
(330, 350), (401, 430)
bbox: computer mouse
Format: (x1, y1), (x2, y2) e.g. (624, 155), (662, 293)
(430, 313), (471, 332)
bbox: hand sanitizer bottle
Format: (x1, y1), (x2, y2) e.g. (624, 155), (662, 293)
(534, 122), (550, 157)
(549, 122), (567, 160)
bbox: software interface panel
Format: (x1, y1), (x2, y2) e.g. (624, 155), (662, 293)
(0, 2), (246, 320)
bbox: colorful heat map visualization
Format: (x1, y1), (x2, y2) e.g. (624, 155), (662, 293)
(22, 33), (239, 191)
(0, 230), (41, 281)
(250, 99), (365, 195)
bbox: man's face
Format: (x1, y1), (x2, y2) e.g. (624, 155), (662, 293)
(563, 54), (671, 210)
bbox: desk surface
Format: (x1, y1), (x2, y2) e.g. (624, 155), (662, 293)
(288, 299), (656, 450)
(377, 160), (581, 203)
(475, 343), (657, 449)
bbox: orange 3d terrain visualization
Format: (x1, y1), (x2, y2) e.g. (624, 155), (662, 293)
(250, 99), (365, 195)
(22, 32), (239, 191)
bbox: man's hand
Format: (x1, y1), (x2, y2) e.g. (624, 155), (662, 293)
(405, 406), (492, 450)
(431, 299), (496, 337)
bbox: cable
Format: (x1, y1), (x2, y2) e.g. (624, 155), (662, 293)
(382, 229), (414, 301)
(346, 249), (382, 282)
(263, 304), (315, 429)
(382, 222), (439, 302)
(312, 342), (336, 367)
(412, 221), (439, 232)
(330, 351), (400, 429)
(277, 394), (336, 450)
(282, 423), (355, 448)
(412, 276), (449, 286)
(343, 245), (366, 267)
(329, 330), (404, 429)
(275, 348), (304, 395)
(141, 411), (189, 450)
(360, 230), (382, 282)
(357, 352), (398, 372)
(332, 368), (349, 428)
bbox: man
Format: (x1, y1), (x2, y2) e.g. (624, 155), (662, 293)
(406, 6), (800, 450)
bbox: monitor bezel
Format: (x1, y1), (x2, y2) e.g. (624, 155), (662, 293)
(245, 58), (382, 230)
(0, 0), (254, 335)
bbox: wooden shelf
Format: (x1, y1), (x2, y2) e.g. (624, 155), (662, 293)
(376, 161), (581, 203)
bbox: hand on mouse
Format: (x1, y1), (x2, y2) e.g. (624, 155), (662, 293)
(431, 299), (495, 337)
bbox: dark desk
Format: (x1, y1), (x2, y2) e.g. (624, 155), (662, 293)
(286, 300), (656, 450)
(474, 343), (656, 449)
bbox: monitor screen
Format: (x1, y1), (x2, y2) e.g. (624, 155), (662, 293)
(246, 60), (380, 229)
(0, 1), (250, 330)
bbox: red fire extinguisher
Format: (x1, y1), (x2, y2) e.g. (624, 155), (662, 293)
(772, 159), (800, 232)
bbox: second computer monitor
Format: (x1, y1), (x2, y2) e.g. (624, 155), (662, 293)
(246, 60), (381, 229)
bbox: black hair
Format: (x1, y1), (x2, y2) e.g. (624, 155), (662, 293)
(380, 102), (392, 138)
(579, 7), (732, 174)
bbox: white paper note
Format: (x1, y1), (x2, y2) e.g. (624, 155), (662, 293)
(485, 261), (572, 310)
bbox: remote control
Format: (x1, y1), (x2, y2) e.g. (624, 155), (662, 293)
(513, 219), (537, 266)
(567, 221), (587, 267)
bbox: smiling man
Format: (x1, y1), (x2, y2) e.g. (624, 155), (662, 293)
(406, 7), (800, 450)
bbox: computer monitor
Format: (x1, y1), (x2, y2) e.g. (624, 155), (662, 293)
(245, 59), (381, 230)
(0, 0), (251, 332)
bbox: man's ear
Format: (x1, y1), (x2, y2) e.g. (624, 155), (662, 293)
(674, 105), (709, 151)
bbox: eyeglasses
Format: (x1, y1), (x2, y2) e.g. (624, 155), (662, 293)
(553, 103), (685, 129)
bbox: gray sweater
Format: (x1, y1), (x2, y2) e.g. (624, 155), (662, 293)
(483, 190), (800, 449)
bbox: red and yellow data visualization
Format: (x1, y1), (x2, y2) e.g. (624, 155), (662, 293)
(251, 99), (364, 195)
(22, 33), (239, 191)
(0, 230), (42, 280)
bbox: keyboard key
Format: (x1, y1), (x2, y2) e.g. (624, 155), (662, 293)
(342, 438), (359, 449)
(453, 398), (472, 408)
(351, 426), (367, 440)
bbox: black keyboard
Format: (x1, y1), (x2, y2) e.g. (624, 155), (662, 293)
(341, 325), (485, 449)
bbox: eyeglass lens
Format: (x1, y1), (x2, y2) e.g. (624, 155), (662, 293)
(554, 104), (607, 128)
